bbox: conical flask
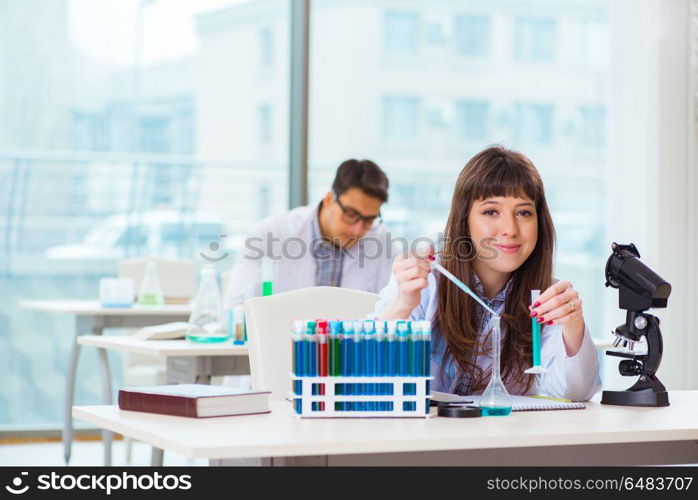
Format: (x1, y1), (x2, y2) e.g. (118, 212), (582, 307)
(186, 265), (230, 343)
(137, 261), (164, 306)
(479, 316), (513, 416)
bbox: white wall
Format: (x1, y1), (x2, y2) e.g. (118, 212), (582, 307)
(608, 0), (697, 390)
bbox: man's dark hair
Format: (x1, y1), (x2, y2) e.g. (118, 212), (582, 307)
(331, 159), (389, 203)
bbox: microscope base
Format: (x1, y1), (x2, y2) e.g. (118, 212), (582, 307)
(601, 388), (669, 407)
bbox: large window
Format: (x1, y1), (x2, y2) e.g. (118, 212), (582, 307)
(514, 17), (557, 62)
(0, 0), (289, 429)
(1, 0), (617, 432)
(384, 11), (420, 55)
(309, 0), (609, 352)
(454, 14), (490, 57)
(383, 96), (421, 141)
(513, 103), (555, 146)
(456, 100), (490, 141)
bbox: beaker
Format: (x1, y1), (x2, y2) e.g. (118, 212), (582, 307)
(186, 265), (230, 343)
(479, 316), (513, 416)
(137, 261), (164, 306)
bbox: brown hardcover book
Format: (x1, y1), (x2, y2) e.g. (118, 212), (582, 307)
(118, 384), (271, 418)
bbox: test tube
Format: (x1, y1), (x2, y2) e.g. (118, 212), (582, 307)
(397, 321), (409, 377)
(317, 320), (328, 411)
(329, 320), (341, 376)
(386, 320), (397, 377)
(531, 290), (542, 367)
(364, 320), (377, 411)
(305, 320), (317, 411)
(292, 319), (304, 414)
(353, 320), (364, 410)
(329, 321), (342, 410)
(233, 306), (244, 345)
(411, 321), (422, 377)
(261, 257), (273, 296)
(420, 320), (432, 378)
(375, 320), (386, 410)
(419, 320), (432, 413)
(342, 320), (355, 410)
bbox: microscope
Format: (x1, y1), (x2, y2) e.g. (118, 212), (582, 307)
(601, 242), (672, 407)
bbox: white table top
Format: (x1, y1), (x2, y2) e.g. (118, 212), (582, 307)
(20, 300), (192, 316)
(73, 391), (698, 461)
(77, 335), (248, 358)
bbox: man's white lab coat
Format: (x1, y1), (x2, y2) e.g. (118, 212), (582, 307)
(225, 204), (394, 304)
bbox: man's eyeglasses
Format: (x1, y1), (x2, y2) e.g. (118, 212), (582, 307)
(333, 191), (383, 228)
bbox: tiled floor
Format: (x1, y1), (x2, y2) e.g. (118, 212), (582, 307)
(0, 439), (208, 467)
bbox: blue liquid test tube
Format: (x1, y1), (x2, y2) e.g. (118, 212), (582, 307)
(292, 320), (304, 414)
(374, 320), (386, 410)
(306, 320), (317, 411)
(397, 321), (409, 377)
(411, 321), (422, 377)
(353, 320), (364, 410)
(419, 320), (432, 413)
(364, 320), (377, 411)
(386, 320), (397, 377)
(386, 321), (398, 411)
(291, 320), (303, 413)
(420, 321), (432, 377)
(531, 289), (542, 368)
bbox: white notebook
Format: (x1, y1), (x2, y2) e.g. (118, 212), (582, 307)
(133, 322), (188, 340)
(431, 391), (586, 411)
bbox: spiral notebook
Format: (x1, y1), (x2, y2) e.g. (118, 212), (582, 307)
(431, 391), (586, 411)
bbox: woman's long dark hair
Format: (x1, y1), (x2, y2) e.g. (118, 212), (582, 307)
(434, 145), (555, 394)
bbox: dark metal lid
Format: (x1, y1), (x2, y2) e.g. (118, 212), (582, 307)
(437, 404), (482, 418)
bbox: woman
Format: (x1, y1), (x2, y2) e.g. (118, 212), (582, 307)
(375, 146), (601, 401)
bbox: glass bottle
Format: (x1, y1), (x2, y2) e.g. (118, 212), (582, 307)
(137, 261), (164, 306)
(479, 316), (513, 416)
(186, 265), (230, 343)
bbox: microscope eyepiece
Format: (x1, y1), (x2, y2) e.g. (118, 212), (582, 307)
(605, 242), (671, 311)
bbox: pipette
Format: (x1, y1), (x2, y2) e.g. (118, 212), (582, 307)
(427, 255), (498, 317)
(413, 241), (498, 317)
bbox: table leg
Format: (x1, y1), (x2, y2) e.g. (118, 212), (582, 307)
(151, 447), (164, 466)
(97, 346), (113, 466)
(63, 334), (82, 464)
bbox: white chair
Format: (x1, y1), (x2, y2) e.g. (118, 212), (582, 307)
(244, 286), (379, 401)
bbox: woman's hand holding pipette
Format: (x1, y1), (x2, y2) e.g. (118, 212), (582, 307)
(529, 280), (585, 356)
(379, 246), (433, 320)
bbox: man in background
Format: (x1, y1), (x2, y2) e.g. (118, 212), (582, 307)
(225, 159), (392, 304)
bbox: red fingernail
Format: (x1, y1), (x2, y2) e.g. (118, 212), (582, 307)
(534, 301), (541, 308)
(529, 311), (538, 318)
(537, 317), (544, 323)
(547, 320), (553, 325)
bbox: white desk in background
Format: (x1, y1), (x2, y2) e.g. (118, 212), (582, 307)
(77, 335), (249, 466)
(20, 300), (193, 466)
(73, 391), (698, 466)
(76, 336), (249, 385)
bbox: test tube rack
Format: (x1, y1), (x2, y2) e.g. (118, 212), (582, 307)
(289, 374), (432, 418)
